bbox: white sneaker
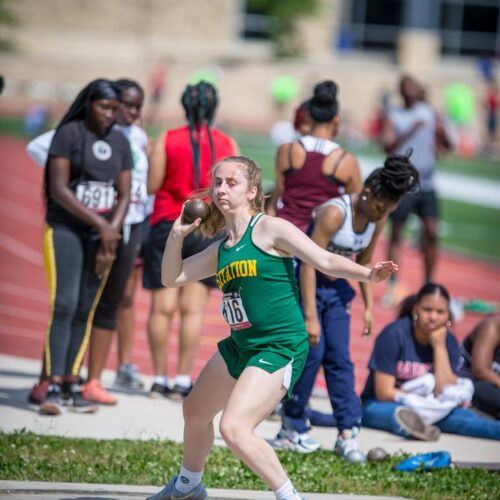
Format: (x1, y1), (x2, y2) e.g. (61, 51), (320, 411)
(334, 427), (365, 462)
(270, 428), (320, 454)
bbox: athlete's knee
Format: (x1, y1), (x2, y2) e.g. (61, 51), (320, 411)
(425, 228), (439, 246)
(389, 224), (404, 244)
(52, 297), (78, 321)
(183, 392), (212, 425)
(120, 291), (134, 309)
(219, 414), (246, 449)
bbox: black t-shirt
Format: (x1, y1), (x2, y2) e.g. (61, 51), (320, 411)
(361, 316), (460, 402)
(45, 120), (132, 230)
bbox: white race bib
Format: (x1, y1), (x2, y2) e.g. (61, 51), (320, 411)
(76, 181), (116, 213)
(221, 291), (252, 330)
(130, 178), (148, 204)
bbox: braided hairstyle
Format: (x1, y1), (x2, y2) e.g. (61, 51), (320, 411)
(181, 81), (219, 189)
(364, 152), (419, 202)
(308, 80), (338, 123)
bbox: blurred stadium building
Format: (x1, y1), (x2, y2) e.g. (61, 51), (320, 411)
(0, 0), (498, 131)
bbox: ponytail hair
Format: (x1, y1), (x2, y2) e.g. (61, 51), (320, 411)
(397, 282), (452, 320)
(199, 156), (265, 238)
(364, 151), (419, 202)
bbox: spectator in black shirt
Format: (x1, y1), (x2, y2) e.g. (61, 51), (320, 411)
(39, 79), (132, 416)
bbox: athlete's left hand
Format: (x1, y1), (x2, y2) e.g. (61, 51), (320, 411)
(368, 261), (398, 283)
(95, 245), (115, 279)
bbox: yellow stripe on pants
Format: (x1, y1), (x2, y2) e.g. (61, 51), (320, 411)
(42, 225), (57, 376)
(71, 265), (112, 376)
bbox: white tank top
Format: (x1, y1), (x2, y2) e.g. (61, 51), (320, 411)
(315, 194), (376, 258)
(300, 135), (341, 155)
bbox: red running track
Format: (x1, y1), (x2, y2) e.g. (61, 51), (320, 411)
(1, 136), (500, 393)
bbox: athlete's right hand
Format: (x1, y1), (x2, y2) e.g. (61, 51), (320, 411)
(98, 220), (121, 256)
(171, 205), (202, 238)
(305, 316), (321, 346)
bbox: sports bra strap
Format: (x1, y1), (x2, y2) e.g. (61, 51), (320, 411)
(250, 212), (264, 227)
(330, 149), (348, 177)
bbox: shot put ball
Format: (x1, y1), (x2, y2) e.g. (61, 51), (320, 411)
(367, 447), (388, 462)
(182, 199), (210, 224)
(345, 449), (367, 464)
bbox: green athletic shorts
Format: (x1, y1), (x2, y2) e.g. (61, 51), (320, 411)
(217, 335), (308, 399)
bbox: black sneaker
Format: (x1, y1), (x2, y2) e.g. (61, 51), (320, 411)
(149, 382), (171, 399)
(65, 383), (99, 414)
(167, 383), (193, 401)
(39, 383), (65, 415)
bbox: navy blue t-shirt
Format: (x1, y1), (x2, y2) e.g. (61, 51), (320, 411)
(361, 316), (460, 402)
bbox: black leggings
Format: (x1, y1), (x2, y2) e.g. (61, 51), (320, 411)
(43, 224), (108, 377)
(93, 222), (142, 330)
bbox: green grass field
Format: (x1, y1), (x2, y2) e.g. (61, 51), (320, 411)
(3, 117), (499, 261)
(1, 431), (498, 500)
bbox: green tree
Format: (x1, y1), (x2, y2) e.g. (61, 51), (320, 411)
(0, 0), (19, 52)
(247, 0), (319, 57)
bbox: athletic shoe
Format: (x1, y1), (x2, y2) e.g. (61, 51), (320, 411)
(395, 407), (441, 441)
(39, 383), (65, 415)
(114, 363), (144, 389)
(334, 427), (365, 462)
(65, 383), (99, 414)
(82, 379), (118, 405)
(167, 383), (193, 402)
(149, 382), (171, 399)
(147, 476), (208, 499)
(28, 379), (49, 406)
(270, 428), (320, 454)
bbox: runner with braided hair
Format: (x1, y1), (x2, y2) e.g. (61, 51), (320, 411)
(273, 153), (419, 459)
(145, 80), (239, 400)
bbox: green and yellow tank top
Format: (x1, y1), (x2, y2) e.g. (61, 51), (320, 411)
(216, 213), (307, 351)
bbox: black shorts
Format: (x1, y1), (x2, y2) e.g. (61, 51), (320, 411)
(134, 216), (151, 267)
(93, 222), (143, 330)
(143, 219), (219, 290)
(390, 190), (439, 224)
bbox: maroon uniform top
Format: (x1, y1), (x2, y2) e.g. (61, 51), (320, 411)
(277, 136), (347, 232)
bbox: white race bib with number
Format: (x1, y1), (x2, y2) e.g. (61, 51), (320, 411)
(76, 181), (116, 213)
(221, 291), (252, 330)
(130, 178), (148, 204)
